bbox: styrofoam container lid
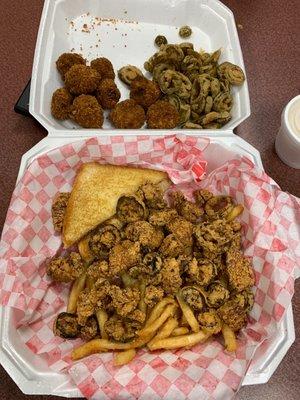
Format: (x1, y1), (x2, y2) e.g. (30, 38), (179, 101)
(30, 0), (250, 135)
(0, 133), (295, 397)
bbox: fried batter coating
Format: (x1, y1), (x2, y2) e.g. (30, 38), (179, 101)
(142, 252), (163, 275)
(116, 195), (148, 223)
(146, 100), (180, 129)
(105, 315), (141, 342)
(90, 57), (115, 80)
(226, 249), (255, 292)
(77, 281), (110, 325)
(198, 309), (222, 334)
(130, 76), (161, 109)
(170, 191), (202, 223)
(204, 195), (234, 219)
(138, 182), (167, 209)
(87, 260), (110, 281)
(47, 252), (84, 283)
(51, 88), (73, 120)
(128, 309), (146, 324)
(96, 78), (120, 109)
(124, 221), (164, 250)
(80, 316), (99, 341)
(54, 312), (79, 339)
(149, 208), (178, 227)
(185, 257), (217, 286)
(118, 65), (144, 86)
(194, 219), (235, 255)
(144, 285), (164, 308)
(159, 234), (187, 258)
(108, 285), (140, 317)
(52, 192), (70, 232)
(109, 240), (141, 276)
(89, 224), (121, 259)
(109, 99), (145, 129)
(181, 286), (205, 311)
(160, 258), (182, 295)
(217, 297), (248, 331)
(167, 217), (194, 247)
(65, 65), (100, 95)
(193, 189), (213, 206)
(70, 95), (104, 128)
(206, 282), (230, 308)
(56, 52), (86, 80)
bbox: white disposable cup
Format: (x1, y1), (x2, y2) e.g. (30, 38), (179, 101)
(275, 94), (300, 169)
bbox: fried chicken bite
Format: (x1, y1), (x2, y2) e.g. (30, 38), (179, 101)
(109, 99), (146, 129)
(130, 76), (161, 109)
(96, 78), (120, 109)
(159, 234), (188, 258)
(109, 240), (141, 276)
(124, 221), (164, 250)
(146, 100), (180, 129)
(90, 57), (115, 80)
(193, 189), (213, 206)
(89, 224), (121, 259)
(51, 88), (73, 120)
(138, 182), (167, 209)
(116, 194), (148, 223)
(167, 216), (194, 247)
(80, 316), (99, 341)
(170, 191), (202, 223)
(105, 314), (141, 342)
(144, 285), (164, 308)
(185, 257), (217, 287)
(87, 260), (110, 282)
(52, 192), (70, 232)
(108, 285), (140, 317)
(47, 252), (84, 283)
(148, 208), (178, 227)
(204, 195), (234, 220)
(56, 52), (86, 80)
(226, 248), (255, 292)
(65, 65), (101, 95)
(205, 282), (230, 308)
(70, 95), (104, 128)
(160, 258), (182, 295)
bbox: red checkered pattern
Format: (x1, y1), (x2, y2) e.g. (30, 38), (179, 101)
(0, 134), (299, 399)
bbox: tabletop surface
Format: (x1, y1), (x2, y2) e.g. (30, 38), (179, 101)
(0, 0), (299, 399)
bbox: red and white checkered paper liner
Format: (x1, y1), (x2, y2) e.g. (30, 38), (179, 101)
(0, 134), (299, 400)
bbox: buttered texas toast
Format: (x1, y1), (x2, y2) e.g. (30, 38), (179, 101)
(62, 163), (170, 247)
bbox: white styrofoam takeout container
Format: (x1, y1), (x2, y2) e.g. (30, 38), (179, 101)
(30, 0), (250, 134)
(0, 133), (295, 397)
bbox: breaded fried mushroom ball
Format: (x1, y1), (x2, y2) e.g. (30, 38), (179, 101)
(56, 52), (86, 80)
(90, 57), (115, 80)
(130, 76), (161, 109)
(109, 99), (146, 129)
(146, 100), (180, 129)
(70, 95), (104, 128)
(51, 88), (73, 120)
(65, 65), (101, 95)
(96, 78), (121, 109)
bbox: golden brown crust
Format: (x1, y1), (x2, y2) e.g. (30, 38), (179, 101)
(62, 163), (170, 247)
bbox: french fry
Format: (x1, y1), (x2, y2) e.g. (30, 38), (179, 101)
(78, 237), (94, 262)
(181, 313), (189, 327)
(172, 327), (189, 336)
(114, 349), (136, 366)
(121, 272), (137, 288)
(96, 309), (108, 339)
(147, 317), (178, 350)
(146, 297), (176, 327)
(67, 273), (86, 313)
(222, 324), (237, 352)
(138, 281), (147, 314)
(149, 330), (210, 351)
(138, 304), (177, 338)
(227, 204), (244, 221)
(176, 294), (200, 333)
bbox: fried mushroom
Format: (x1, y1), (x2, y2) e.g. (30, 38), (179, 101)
(56, 52), (86, 80)
(65, 65), (100, 95)
(146, 100), (180, 129)
(109, 99), (146, 129)
(51, 88), (73, 120)
(130, 76), (161, 109)
(70, 95), (104, 128)
(90, 57), (115, 80)
(96, 78), (120, 109)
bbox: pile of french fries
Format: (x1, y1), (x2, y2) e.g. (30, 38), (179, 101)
(71, 294), (237, 366)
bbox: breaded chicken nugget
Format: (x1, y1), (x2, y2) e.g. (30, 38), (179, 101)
(146, 100), (180, 129)
(109, 99), (145, 129)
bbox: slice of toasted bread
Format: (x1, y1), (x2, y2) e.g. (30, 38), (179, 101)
(62, 163), (170, 247)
